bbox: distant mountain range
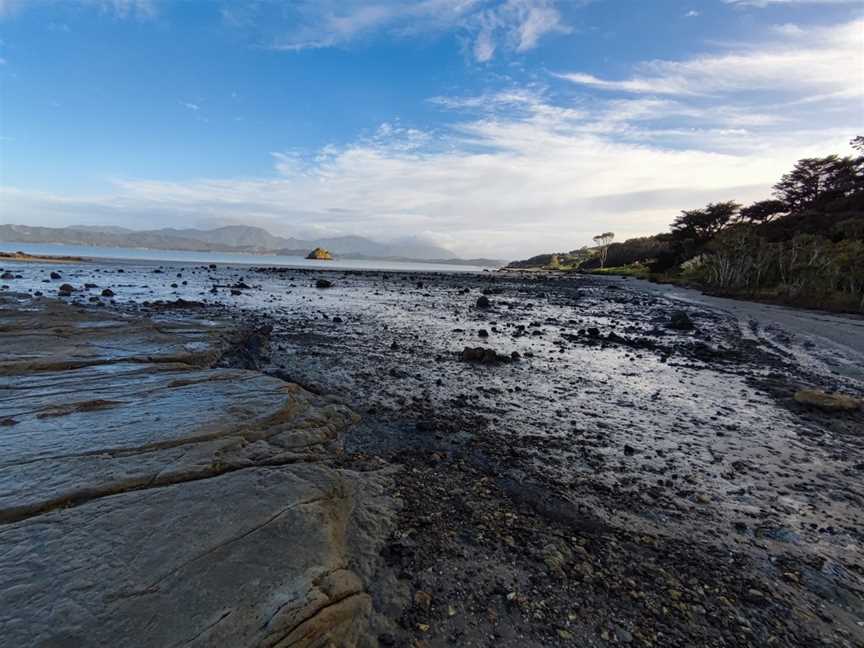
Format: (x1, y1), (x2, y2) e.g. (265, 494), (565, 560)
(0, 224), (504, 267)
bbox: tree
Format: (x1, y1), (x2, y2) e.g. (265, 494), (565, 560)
(592, 232), (615, 269)
(671, 201), (740, 243)
(772, 155), (862, 210)
(739, 199), (787, 224)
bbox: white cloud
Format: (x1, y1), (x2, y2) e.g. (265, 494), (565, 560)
(685, 10), (700, 17)
(261, 0), (570, 62)
(558, 19), (864, 99)
(182, 102), (200, 111)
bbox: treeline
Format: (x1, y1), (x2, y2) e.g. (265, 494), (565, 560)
(584, 137), (864, 312)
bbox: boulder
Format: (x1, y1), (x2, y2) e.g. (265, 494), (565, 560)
(316, 279), (334, 289)
(668, 310), (695, 331)
(461, 346), (508, 364)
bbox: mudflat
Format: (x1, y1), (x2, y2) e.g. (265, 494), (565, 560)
(0, 259), (862, 647)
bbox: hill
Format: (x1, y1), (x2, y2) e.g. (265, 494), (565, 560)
(0, 224), (467, 262)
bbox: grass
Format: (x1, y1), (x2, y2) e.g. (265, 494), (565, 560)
(584, 263), (651, 278)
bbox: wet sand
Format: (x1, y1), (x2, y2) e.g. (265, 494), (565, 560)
(1, 258), (862, 647)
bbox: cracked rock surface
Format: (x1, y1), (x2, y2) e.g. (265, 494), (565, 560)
(0, 295), (394, 647)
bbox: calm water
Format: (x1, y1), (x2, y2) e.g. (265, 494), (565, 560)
(0, 242), (496, 273)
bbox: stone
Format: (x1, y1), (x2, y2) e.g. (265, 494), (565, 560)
(1, 271), (15, 280)
(668, 310), (695, 331)
(461, 347), (507, 364)
(316, 279), (334, 289)
(0, 298), (394, 647)
(476, 295), (491, 309)
(58, 283), (75, 295)
(101, 288), (115, 297)
(414, 591), (432, 610)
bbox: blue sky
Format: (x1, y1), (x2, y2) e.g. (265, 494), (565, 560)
(0, 0), (862, 257)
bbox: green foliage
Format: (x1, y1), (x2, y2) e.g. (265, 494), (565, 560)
(507, 247), (592, 270)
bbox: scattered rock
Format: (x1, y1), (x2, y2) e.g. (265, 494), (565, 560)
(476, 295), (491, 309)
(316, 279), (334, 289)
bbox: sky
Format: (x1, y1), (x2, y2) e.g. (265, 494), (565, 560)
(0, 0), (862, 259)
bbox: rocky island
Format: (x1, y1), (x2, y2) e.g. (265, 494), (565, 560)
(306, 247), (334, 260)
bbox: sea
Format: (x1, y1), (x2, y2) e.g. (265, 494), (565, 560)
(0, 242), (496, 274)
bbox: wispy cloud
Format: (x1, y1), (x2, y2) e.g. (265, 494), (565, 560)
(558, 19), (863, 99)
(249, 0), (571, 62)
(182, 102), (200, 111)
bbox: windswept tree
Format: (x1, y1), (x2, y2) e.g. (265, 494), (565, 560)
(739, 199), (788, 224)
(671, 201), (740, 243)
(592, 232), (614, 269)
(772, 155), (862, 210)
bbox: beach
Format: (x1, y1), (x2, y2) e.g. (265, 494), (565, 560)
(0, 256), (862, 647)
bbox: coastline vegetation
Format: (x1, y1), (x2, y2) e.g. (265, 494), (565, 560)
(509, 138), (864, 313)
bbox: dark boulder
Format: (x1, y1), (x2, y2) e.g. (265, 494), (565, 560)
(461, 346), (508, 364)
(316, 279), (333, 289)
(668, 310), (695, 331)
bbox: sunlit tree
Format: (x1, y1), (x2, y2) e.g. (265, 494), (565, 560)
(592, 232), (615, 269)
